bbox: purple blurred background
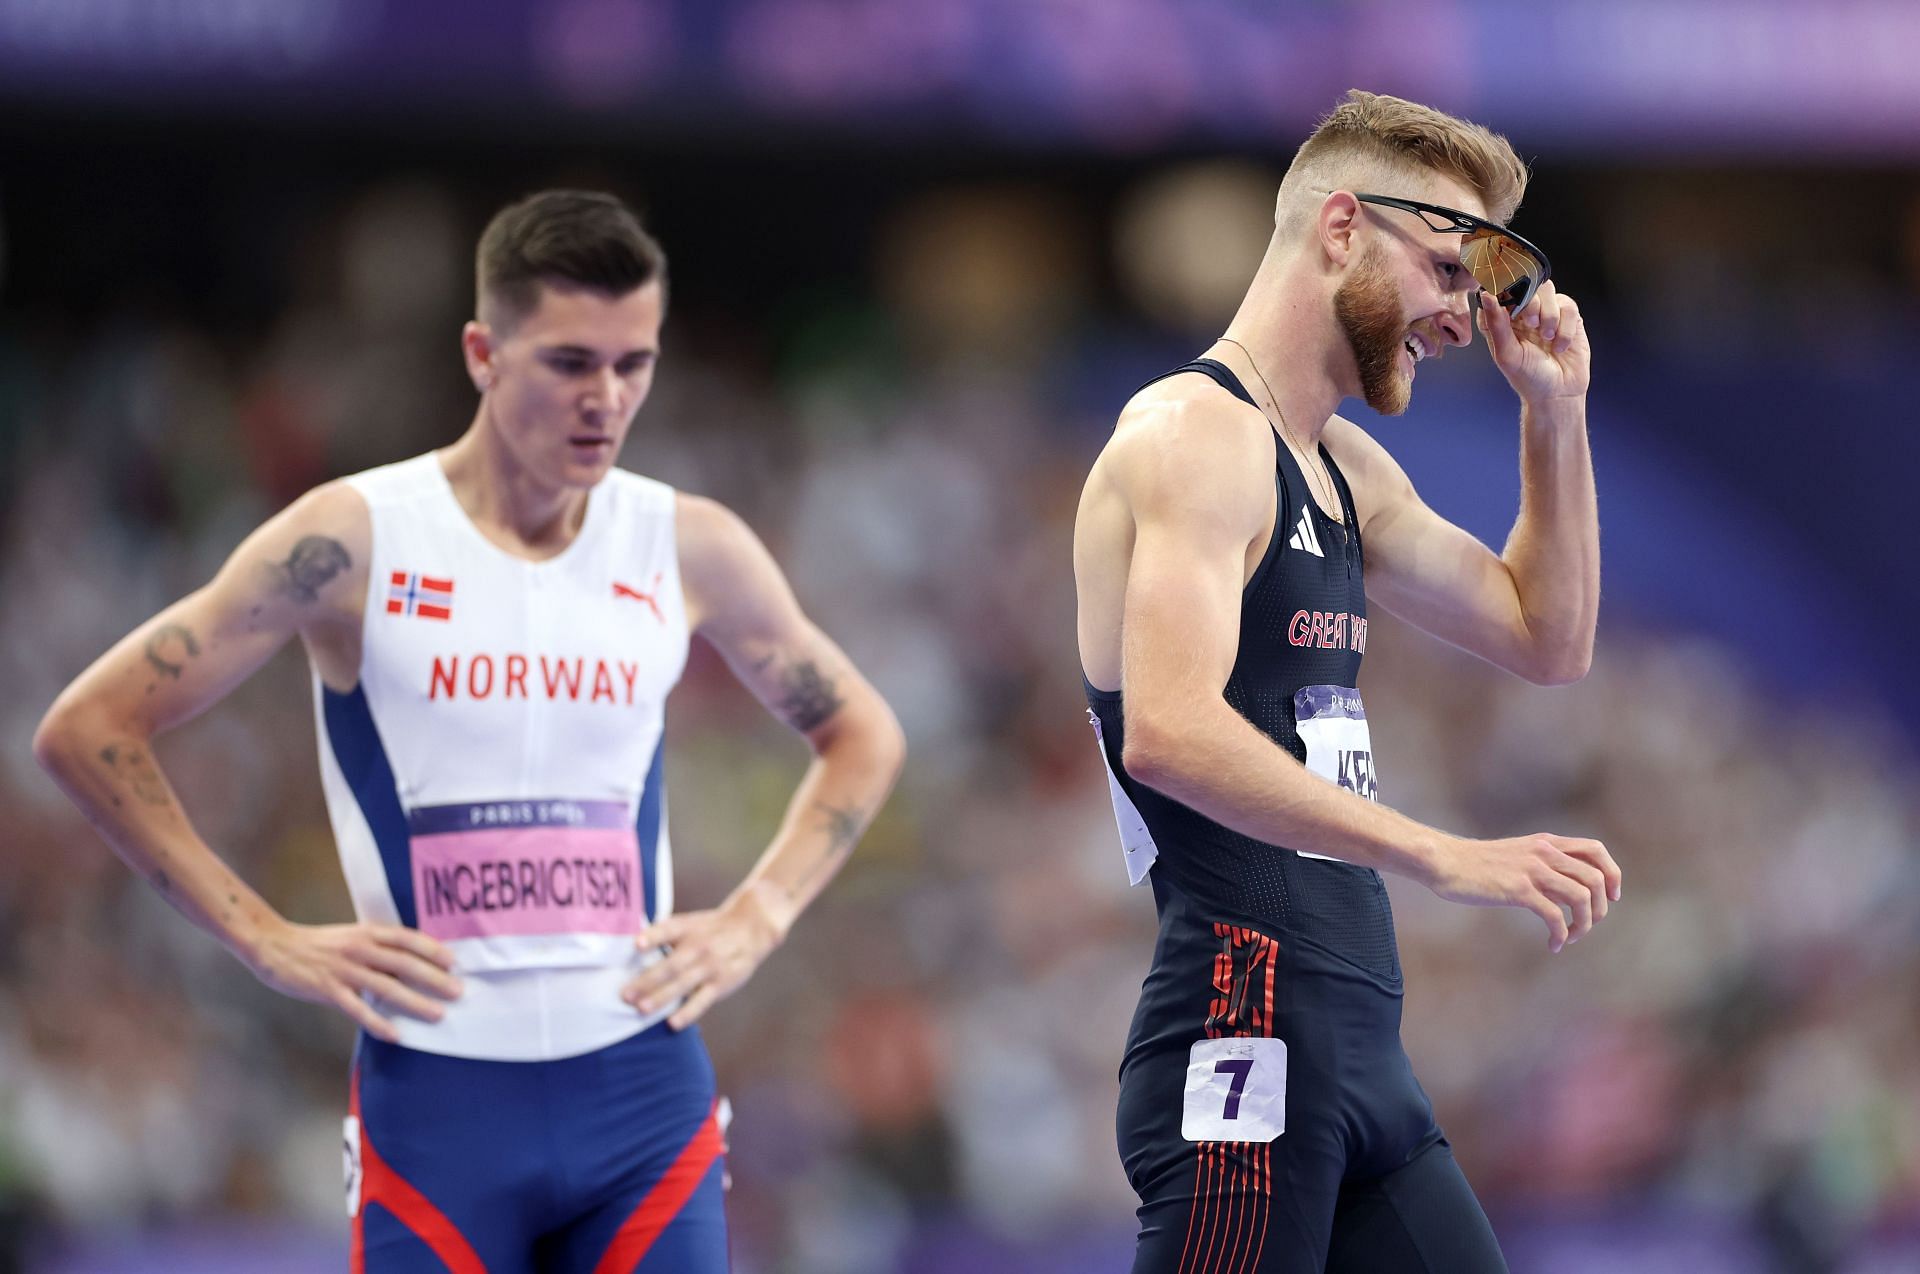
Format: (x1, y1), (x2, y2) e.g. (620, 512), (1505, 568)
(5, 1), (1920, 154)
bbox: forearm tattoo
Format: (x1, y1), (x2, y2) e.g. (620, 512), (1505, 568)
(773, 659), (845, 732)
(144, 623), (200, 679)
(98, 742), (172, 808)
(95, 746), (200, 905)
(790, 800), (867, 897)
(277, 536), (351, 602)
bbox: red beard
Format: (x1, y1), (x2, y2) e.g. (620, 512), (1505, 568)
(1334, 242), (1412, 417)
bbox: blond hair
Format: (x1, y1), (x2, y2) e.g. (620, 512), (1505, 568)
(1277, 89), (1528, 231)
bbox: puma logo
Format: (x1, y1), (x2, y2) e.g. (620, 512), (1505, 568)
(612, 574), (665, 623)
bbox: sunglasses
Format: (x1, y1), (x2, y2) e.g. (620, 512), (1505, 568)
(1352, 193), (1552, 314)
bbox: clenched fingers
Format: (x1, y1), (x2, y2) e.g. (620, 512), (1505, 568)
(1523, 891), (1571, 953)
(1537, 869), (1593, 946)
(1551, 850), (1610, 926)
(1562, 838), (1622, 901)
(1547, 294), (1581, 356)
(1518, 280), (1560, 342)
(1478, 291), (1520, 363)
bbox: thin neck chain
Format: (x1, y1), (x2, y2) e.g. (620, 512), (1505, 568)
(1216, 336), (1340, 521)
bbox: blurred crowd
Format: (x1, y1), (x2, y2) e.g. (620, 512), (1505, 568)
(1, 168), (1918, 1274)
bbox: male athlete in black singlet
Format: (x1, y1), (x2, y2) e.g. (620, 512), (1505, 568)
(1074, 91), (1622, 1272)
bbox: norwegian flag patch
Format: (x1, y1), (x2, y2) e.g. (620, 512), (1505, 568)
(387, 571), (454, 621)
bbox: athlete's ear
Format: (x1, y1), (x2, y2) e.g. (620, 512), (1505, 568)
(1317, 190), (1362, 268)
(461, 320), (497, 394)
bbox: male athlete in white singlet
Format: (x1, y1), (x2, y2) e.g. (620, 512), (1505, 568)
(36, 190), (906, 1272)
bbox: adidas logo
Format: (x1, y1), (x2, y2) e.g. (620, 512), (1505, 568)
(1287, 504), (1324, 557)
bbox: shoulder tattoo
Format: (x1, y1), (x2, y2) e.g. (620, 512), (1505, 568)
(278, 536), (351, 603)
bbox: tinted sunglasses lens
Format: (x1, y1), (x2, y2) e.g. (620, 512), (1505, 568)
(1461, 227), (1544, 312)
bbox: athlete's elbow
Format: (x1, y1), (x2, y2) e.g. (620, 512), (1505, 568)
(1524, 642), (1593, 686)
(1537, 658), (1591, 687)
(34, 694), (135, 782)
(31, 697), (91, 783)
(869, 700), (908, 782)
(822, 692), (907, 782)
(1121, 715), (1192, 797)
(29, 715), (60, 778)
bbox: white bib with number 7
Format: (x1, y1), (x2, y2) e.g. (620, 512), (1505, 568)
(1293, 684), (1377, 864)
(1182, 1036), (1288, 1142)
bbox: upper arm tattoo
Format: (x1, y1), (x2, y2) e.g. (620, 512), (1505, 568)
(277, 536), (351, 602)
(144, 623), (200, 679)
(770, 658), (845, 733)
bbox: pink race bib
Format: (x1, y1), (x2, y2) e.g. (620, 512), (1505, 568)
(407, 799), (642, 941)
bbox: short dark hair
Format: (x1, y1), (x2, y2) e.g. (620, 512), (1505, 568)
(475, 189), (667, 327)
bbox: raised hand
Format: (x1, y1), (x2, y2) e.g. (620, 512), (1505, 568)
(1478, 282), (1590, 404)
(244, 919), (462, 1041)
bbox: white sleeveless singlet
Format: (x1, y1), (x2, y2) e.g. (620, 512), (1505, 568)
(314, 453), (690, 1061)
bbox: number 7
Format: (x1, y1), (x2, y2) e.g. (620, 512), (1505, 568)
(1214, 1058), (1254, 1119)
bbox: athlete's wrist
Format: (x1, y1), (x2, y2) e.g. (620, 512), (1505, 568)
(725, 879), (795, 949)
(1518, 393), (1587, 426)
(1396, 829), (1459, 893)
(226, 907), (294, 970)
